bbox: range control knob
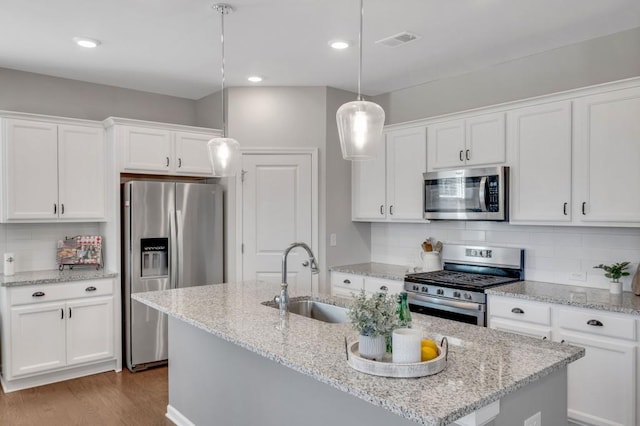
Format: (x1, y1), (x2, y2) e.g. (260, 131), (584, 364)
(436, 288), (444, 295)
(453, 291), (461, 298)
(421, 286), (428, 293)
(464, 293), (472, 300)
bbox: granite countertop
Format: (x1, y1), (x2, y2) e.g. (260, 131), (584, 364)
(0, 269), (118, 287)
(330, 262), (411, 281)
(486, 280), (640, 316)
(133, 281), (583, 426)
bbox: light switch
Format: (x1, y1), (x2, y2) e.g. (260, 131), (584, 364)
(330, 233), (337, 247)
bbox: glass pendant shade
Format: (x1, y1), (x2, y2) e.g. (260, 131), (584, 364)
(207, 136), (240, 177)
(336, 100), (385, 160)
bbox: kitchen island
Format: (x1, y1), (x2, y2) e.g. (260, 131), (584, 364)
(133, 281), (584, 426)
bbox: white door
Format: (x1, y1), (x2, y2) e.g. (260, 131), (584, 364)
(386, 127), (426, 221)
(574, 87), (640, 224)
(465, 112), (506, 166)
(174, 131), (217, 176)
(427, 119), (465, 170)
(4, 119), (59, 220)
(351, 138), (386, 221)
(242, 153), (314, 293)
(58, 124), (106, 220)
(66, 296), (114, 365)
(508, 101), (572, 222)
(10, 302), (67, 377)
(120, 125), (172, 173)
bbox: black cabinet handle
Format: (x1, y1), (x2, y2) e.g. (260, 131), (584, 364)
(560, 339), (566, 344)
(511, 307), (524, 314)
(587, 319), (603, 327)
(178, 158), (182, 168)
(380, 285), (388, 291)
(61, 308), (64, 319)
(85, 286), (97, 292)
(582, 202), (586, 215)
(343, 279), (351, 285)
(69, 308), (72, 319)
(54, 204), (57, 214)
(166, 157), (170, 167)
(389, 205), (394, 215)
(459, 150), (464, 162)
(32, 291), (45, 297)
(542, 336), (547, 340)
(379, 205), (384, 215)
(563, 202), (568, 216)
(465, 149), (470, 161)
(61, 204), (65, 215)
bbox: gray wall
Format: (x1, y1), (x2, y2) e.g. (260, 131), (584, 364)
(0, 67), (196, 124)
(373, 27), (640, 124)
(195, 89), (223, 129)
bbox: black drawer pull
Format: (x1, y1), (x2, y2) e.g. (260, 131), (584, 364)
(85, 286), (97, 292)
(343, 279), (351, 285)
(542, 336), (547, 340)
(380, 285), (388, 291)
(587, 319), (603, 327)
(61, 308), (64, 319)
(69, 307), (72, 319)
(32, 291), (45, 297)
(511, 307), (524, 314)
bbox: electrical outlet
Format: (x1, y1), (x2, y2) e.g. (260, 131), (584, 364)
(330, 233), (337, 247)
(569, 271), (587, 281)
(524, 411), (541, 426)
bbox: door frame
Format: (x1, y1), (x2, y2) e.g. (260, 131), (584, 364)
(235, 147), (319, 290)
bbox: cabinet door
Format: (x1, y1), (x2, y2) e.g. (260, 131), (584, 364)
(574, 87), (640, 224)
(352, 140), (386, 220)
(66, 296), (114, 365)
(465, 112), (506, 166)
(508, 102), (572, 222)
(121, 126), (172, 172)
(10, 302), (66, 377)
(3, 119), (59, 220)
(58, 125), (106, 220)
(558, 331), (636, 426)
(427, 119), (465, 170)
(386, 127), (427, 221)
(174, 131), (216, 176)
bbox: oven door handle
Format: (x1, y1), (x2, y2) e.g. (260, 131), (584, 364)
(478, 176), (488, 212)
(407, 293), (485, 313)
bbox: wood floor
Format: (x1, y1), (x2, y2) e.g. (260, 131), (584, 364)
(0, 367), (171, 426)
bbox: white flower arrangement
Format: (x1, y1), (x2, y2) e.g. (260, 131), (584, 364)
(347, 290), (399, 337)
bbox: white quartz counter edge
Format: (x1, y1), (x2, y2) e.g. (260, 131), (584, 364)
(133, 282), (584, 426)
(487, 280), (640, 316)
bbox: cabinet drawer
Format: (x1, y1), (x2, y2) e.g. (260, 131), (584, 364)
(331, 272), (364, 293)
(10, 279), (114, 306)
(364, 277), (404, 295)
(488, 296), (551, 326)
(557, 308), (636, 341)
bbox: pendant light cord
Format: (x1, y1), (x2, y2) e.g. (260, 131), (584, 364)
(357, 0), (363, 102)
(220, 8), (227, 137)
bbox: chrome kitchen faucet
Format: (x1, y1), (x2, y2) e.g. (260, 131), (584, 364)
(276, 242), (319, 317)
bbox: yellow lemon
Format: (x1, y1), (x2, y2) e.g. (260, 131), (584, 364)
(421, 346), (438, 362)
(421, 339), (438, 352)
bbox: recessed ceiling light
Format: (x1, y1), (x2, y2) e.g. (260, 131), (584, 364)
(329, 40), (350, 50)
(73, 37), (101, 48)
(247, 76), (263, 83)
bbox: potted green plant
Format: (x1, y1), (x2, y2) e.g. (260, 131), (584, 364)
(594, 262), (630, 294)
(347, 290), (399, 360)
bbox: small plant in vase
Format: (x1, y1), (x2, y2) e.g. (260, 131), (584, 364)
(347, 290), (399, 360)
(594, 262), (630, 294)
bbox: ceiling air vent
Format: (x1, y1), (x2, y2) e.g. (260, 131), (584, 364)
(375, 31), (421, 48)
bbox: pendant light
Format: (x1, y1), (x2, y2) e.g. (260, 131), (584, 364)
(208, 3), (240, 177)
(336, 0), (385, 161)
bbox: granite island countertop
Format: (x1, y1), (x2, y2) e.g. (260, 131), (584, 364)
(0, 269), (118, 287)
(487, 280), (640, 316)
(133, 280), (584, 426)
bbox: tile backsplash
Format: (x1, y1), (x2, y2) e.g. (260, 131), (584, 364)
(0, 223), (101, 273)
(371, 221), (640, 291)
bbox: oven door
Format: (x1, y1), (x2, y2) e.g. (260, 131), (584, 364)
(407, 292), (486, 326)
(423, 166), (507, 221)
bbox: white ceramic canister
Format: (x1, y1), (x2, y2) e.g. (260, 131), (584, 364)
(420, 251), (441, 272)
(392, 328), (422, 363)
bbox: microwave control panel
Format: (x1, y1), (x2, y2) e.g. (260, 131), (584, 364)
(487, 176), (500, 212)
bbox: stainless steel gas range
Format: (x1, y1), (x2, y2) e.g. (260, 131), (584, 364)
(404, 244), (524, 326)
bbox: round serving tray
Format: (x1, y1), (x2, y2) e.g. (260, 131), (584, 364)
(346, 337), (448, 378)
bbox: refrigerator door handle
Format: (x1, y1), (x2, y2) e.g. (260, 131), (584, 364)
(169, 209), (178, 289)
(176, 209), (184, 288)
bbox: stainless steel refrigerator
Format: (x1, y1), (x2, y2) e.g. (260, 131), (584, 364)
(123, 181), (223, 371)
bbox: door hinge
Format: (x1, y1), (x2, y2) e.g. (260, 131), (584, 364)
(241, 170), (247, 183)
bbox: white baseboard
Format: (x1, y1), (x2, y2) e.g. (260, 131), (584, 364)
(166, 404), (195, 426)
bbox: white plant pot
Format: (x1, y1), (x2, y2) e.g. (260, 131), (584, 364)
(358, 334), (386, 361)
(609, 281), (623, 294)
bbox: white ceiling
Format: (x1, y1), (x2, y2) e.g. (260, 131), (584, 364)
(1, 0), (639, 100)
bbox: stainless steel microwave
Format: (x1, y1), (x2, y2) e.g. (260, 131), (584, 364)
(423, 166), (508, 221)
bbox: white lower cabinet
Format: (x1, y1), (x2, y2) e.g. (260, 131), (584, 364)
(0, 279), (118, 392)
(331, 271), (404, 299)
(488, 295), (638, 426)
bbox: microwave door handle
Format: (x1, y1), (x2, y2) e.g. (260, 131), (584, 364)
(479, 176), (488, 212)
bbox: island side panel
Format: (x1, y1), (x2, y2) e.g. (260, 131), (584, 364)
(167, 317), (420, 426)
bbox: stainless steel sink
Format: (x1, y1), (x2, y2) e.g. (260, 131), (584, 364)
(264, 298), (349, 323)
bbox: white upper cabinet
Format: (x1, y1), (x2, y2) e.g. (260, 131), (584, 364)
(1, 118), (106, 222)
(508, 101), (572, 222)
(427, 112), (505, 171)
(109, 119), (221, 177)
(573, 87), (640, 225)
(352, 127), (426, 222)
